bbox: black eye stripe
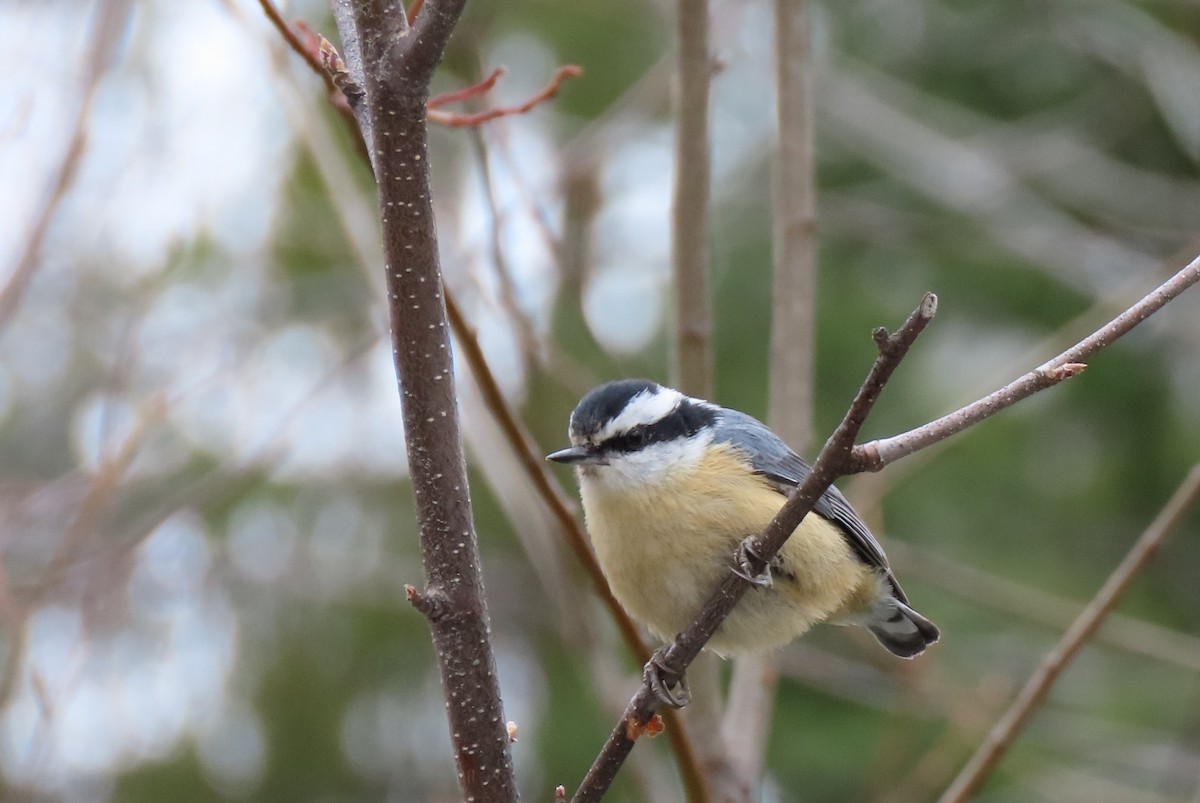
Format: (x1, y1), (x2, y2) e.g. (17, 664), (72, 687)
(599, 400), (717, 453)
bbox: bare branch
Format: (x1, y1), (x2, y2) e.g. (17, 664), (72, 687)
(328, 0), (515, 799)
(669, 0), (714, 397)
(428, 65), (582, 128)
(767, 0), (816, 449)
(569, 295), (937, 803)
(938, 464), (1200, 803)
(428, 66), (507, 108)
(854, 253), (1200, 471)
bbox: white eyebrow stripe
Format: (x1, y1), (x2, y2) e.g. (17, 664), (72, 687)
(596, 386), (685, 442)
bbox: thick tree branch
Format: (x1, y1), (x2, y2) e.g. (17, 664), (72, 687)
(329, 1), (516, 800)
(569, 295), (938, 803)
(938, 464), (1200, 803)
(853, 253), (1200, 471)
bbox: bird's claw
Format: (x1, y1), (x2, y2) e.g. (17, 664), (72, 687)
(733, 539), (773, 588)
(644, 646), (691, 709)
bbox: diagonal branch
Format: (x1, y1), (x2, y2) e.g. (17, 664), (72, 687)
(938, 464), (1200, 803)
(853, 253), (1200, 471)
(569, 294), (938, 803)
(571, 250), (1200, 799)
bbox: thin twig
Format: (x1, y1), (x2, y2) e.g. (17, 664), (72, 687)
(427, 65), (582, 128)
(938, 464), (1200, 803)
(0, 397), (162, 714)
(853, 253), (1200, 472)
(720, 654), (779, 797)
(257, 0), (337, 95)
(428, 66), (506, 108)
(444, 297), (636, 648)
(569, 295), (938, 803)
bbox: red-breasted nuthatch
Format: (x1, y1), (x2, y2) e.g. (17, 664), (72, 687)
(548, 379), (939, 672)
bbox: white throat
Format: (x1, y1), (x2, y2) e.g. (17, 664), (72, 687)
(581, 430), (713, 493)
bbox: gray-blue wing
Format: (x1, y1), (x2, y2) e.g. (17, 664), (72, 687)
(712, 409), (906, 602)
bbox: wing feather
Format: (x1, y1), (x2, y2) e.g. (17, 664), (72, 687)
(712, 409), (907, 602)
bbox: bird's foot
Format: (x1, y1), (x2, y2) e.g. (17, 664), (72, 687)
(733, 539), (773, 588)
(644, 646), (691, 709)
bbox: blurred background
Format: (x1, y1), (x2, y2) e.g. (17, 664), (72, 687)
(3, 0), (1200, 800)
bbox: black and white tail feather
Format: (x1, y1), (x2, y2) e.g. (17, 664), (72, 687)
(866, 592), (941, 658)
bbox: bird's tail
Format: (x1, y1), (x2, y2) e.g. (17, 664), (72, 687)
(867, 598), (940, 658)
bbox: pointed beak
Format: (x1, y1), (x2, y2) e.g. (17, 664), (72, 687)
(546, 444), (603, 465)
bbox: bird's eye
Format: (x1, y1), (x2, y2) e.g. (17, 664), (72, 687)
(628, 428), (647, 447)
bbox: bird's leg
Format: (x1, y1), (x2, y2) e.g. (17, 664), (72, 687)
(643, 645), (691, 708)
(733, 537), (773, 587)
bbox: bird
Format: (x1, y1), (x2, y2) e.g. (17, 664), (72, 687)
(547, 378), (938, 703)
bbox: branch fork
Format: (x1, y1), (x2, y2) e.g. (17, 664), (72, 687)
(427, 64), (583, 128)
